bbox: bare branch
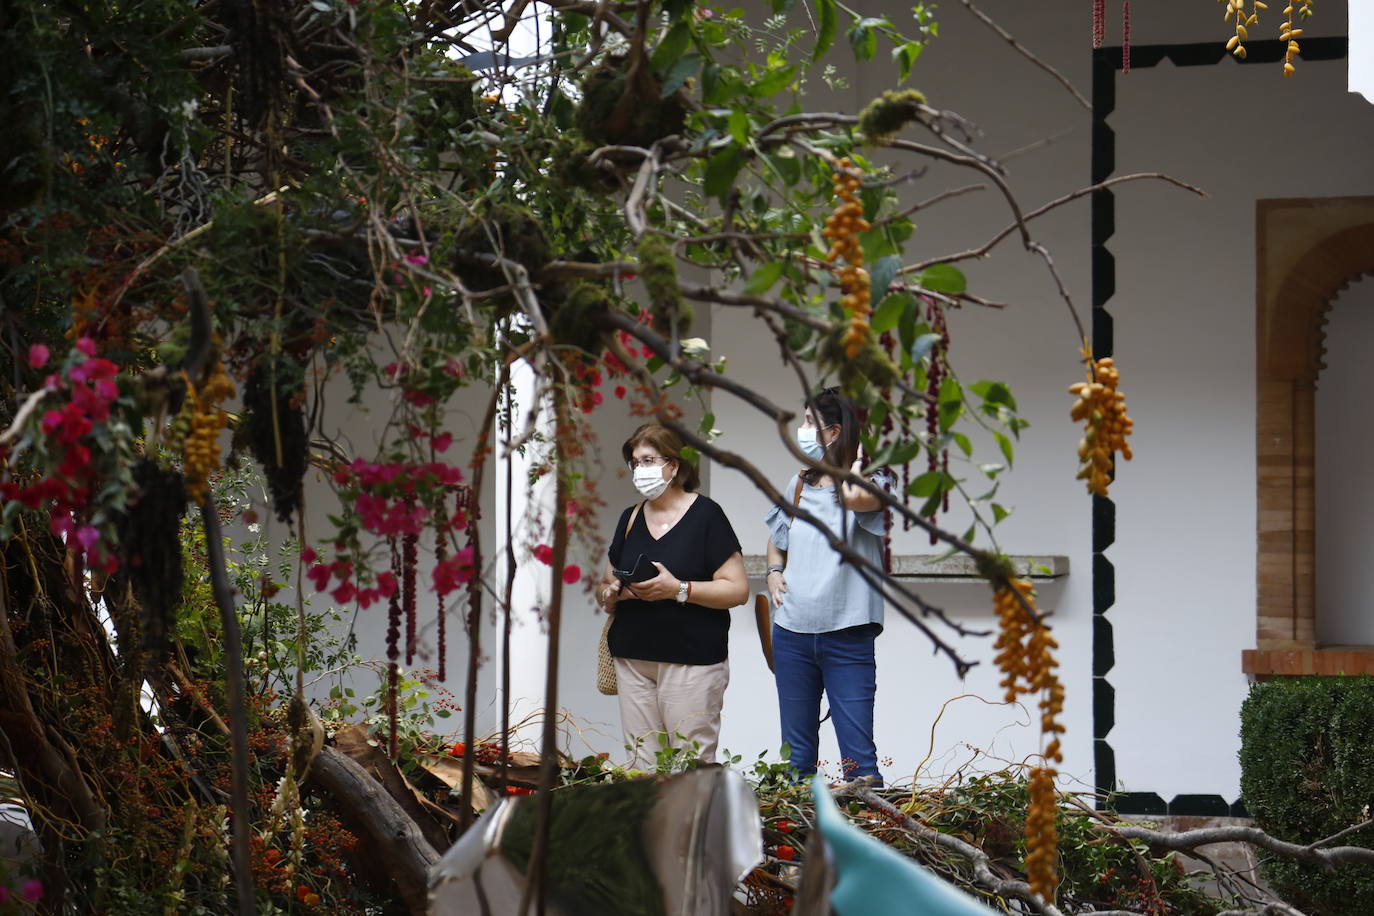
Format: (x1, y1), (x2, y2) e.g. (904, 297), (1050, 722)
(955, 0), (1090, 111)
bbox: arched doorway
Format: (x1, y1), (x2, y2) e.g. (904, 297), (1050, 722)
(1246, 197), (1374, 676)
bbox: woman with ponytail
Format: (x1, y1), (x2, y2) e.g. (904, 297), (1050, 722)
(763, 388), (892, 785)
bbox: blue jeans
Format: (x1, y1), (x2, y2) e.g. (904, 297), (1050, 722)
(772, 623), (882, 784)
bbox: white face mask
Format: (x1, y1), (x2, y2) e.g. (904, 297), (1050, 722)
(632, 463), (671, 499)
(796, 426), (825, 460)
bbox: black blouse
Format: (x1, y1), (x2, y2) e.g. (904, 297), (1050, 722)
(605, 495), (742, 665)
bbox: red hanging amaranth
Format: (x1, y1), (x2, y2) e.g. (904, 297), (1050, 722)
(434, 491), (450, 682)
(385, 536), (402, 758)
(1093, 0), (1106, 48)
(1122, 0), (1131, 72)
(924, 297), (950, 545)
(402, 523), (418, 667)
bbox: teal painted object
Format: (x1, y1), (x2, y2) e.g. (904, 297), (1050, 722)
(810, 775), (997, 916)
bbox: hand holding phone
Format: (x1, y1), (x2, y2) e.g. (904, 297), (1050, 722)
(613, 553), (656, 586)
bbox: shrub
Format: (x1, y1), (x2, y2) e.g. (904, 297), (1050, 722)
(1238, 676), (1374, 915)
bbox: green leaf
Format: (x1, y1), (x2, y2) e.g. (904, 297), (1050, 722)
(907, 470), (942, 497)
(869, 255), (901, 302)
(651, 22), (692, 71)
(917, 263), (967, 294)
(991, 503), (1010, 523)
(750, 64), (797, 98)
(910, 332), (942, 365)
(893, 40), (923, 82)
(870, 292), (908, 335)
(646, 355), (666, 373)
(745, 261), (785, 295)
(664, 0), (694, 19)
(701, 62), (722, 102)
(969, 379), (1017, 410)
(813, 0), (838, 62)
(993, 431), (1015, 468)
(767, 151), (801, 186)
(660, 54), (701, 97)
(703, 145), (743, 203)
(951, 431), (972, 457)
(847, 18), (885, 61)
(771, 0), (798, 10)
(889, 437), (921, 465)
(727, 109), (750, 146)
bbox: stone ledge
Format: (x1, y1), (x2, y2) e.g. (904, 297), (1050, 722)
(1242, 647), (1374, 678)
(742, 554), (1068, 582)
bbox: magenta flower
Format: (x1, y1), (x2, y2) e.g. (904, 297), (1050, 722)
(27, 344), (49, 369)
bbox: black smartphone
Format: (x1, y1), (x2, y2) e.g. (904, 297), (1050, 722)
(613, 553), (657, 586)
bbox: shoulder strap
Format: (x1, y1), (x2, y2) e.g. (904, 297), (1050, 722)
(625, 502), (644, 537)
(792, 472), (805, 507)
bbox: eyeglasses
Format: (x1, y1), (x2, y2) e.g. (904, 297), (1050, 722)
(627, 456), (674, 469)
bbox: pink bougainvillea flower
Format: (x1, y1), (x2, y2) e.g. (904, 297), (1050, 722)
(0, 884), (9, 903)
(330, 581), (357, 604)
(41, 410), (62, 435)
(532, 544), (554, 565)
(614, 385), (627, 399)
(376, 571), (399, 596)
(27, 344), (49, 369)
(307, 563), (332, 591)
(21, 879), (43, 901)
(404, 253), (429, 266)
(562, 564), (581, 585)
(74, 337), (97, 356)
(301, 546), (318, 564)
(433, 547), (475, 595)
(430, 432), (453, 453)
(74, 525), (101, 552)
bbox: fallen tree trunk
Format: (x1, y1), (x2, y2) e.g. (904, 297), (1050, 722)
(309, 744), (442, 915)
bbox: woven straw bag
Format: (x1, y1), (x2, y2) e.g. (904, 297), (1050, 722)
(596, 613), (617, 695)
(597, 502), (644, 697)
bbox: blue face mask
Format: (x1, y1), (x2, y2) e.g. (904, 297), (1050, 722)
(796, 426), (825, 460)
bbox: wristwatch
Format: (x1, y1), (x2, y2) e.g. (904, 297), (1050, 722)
(767, 564), (785, 575)
(675, 580), (690, 603)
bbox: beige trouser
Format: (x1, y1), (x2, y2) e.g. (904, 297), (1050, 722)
(615, 656), (729, 769)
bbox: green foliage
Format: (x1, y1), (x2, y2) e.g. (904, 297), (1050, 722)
(637, 234), (692, 337)
(1239, 676), (1374, 915)
(857, 89), (929, 143)
(500, 778), (666, 916)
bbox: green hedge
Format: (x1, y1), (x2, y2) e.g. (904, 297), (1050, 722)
(1238, 676), (1374, 915)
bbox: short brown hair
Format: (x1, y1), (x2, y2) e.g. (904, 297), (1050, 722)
(621, 423), (699, 492)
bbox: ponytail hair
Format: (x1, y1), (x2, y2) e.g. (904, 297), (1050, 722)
(802, 387), (860, 486)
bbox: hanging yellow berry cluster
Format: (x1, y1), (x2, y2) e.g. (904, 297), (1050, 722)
(1069, 354), (1133, 498)
(822, 158), (872, 359)
(1281, 1), (1311, 77)
(182, 359), (236, 505)
(992, 577), (1065, 903)
(1222, 0), (1260, 60)
(1222, 0), (1312, 75)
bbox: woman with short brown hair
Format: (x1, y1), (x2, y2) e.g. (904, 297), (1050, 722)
(597, 422), (748, 768)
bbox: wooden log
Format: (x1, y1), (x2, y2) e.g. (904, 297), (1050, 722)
(309, 745), (441, 915)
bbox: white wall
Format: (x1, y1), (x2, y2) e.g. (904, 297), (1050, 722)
(1316, 276), (1374, 646)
